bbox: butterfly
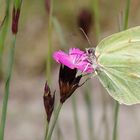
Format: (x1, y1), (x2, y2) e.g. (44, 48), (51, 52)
(87, 26), (140, 105)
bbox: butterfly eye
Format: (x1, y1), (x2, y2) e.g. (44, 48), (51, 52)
(86, 48), (95, 56)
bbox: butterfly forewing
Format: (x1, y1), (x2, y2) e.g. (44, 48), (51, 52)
(95, 26), (140, 105)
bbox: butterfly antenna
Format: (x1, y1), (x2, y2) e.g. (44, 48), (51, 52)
(79, 28), (92, 47)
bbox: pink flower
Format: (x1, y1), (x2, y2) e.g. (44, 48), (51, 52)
(53, 48), (94, 73)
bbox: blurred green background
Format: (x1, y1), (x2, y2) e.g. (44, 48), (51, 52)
(0, 0), (140, 140)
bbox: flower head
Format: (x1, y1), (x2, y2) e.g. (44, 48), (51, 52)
(53, 48), (93, 73)
(59, 65), (82, 103)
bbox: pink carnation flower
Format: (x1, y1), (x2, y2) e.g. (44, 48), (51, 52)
(53, 48), (94, 73)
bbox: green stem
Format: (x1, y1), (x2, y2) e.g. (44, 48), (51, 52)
(72, 96), (82, 140)
(123, 0), (131, 30)
(84, 89), (94, 140)
(87, 101), (94, 140)
(112, 101), (119, 140)
(47, 103), (63, 140)
(46, 0), (53, 82)
(45, 0), (54, 139)
(0, 0), (11, 78)
(0, 18), (9, 79)
(44, 121), (49, 140)
(5, 0), (11, 14)
(0, 0), (11, 51)
(0, 36), (16, 140)
(91, 0), (100, 42)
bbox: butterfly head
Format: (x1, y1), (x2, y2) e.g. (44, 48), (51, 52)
(86, 48), (99, 70)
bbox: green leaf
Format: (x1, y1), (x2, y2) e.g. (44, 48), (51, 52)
(95, 26), (140, 105)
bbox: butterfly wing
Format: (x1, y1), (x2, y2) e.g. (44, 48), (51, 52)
(95, 26), (140, 105)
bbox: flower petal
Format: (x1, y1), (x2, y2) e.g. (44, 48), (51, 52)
(53, 51), (75, 69)
(69, 48), (85, 55)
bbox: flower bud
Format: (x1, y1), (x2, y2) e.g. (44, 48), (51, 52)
(12, 7), (20, 34)
(77, 8), (93, 36)
(45, 0), (51, 14)
(43, 82), (55, 122)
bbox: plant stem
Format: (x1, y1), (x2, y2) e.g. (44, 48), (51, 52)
(72, 96), (82, 140)
(123, 0), (131, 30)
(44, 121), (49, 140)
(0, 0), (11, 50)
(91, 0), (100, 42)
(84, 88), (94, 140)
(44, 0), (54, 138)
(87, 100), (94, 140)
(47, 103), (63, 140)
(46, 0), (53, 82)
(0, 36), (16, 140)
(112, 101), (120, 140)
(0, 0), (11, 79)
